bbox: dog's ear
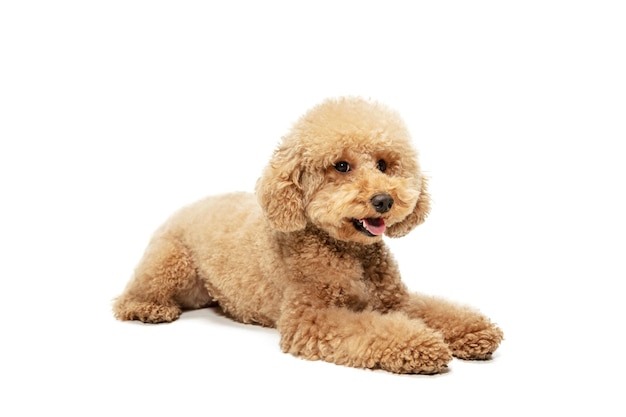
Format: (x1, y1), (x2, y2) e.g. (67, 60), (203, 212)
(255, 144), (307, 232)
(385, 176), (431, 238)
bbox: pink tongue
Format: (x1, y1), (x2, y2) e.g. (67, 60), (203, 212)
(362, 218), (386, 235)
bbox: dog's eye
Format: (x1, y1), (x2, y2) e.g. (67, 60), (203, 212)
(377, 159), (387, 173)
(334, 161), (350, 173)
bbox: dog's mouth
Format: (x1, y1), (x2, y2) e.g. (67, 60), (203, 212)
(352, 218), (386, 237)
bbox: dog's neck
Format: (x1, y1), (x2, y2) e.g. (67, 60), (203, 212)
(276, 223), (383, 259)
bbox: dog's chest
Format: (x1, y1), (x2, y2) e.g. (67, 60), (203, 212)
(287, 231), (405, 312)
(315, 259), (404, 313)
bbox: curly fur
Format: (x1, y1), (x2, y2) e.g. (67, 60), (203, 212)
(113, 97), (503, 374)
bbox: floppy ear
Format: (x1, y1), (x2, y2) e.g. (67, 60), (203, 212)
(255, 145), (307, 232)
(385, 176), (431, 238)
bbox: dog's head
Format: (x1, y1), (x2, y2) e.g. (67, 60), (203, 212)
(256, 97), (430, 244)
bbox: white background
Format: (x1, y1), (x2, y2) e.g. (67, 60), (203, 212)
(1, 1), (625, 415)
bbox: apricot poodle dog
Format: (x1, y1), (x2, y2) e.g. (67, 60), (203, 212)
(113, 97), (503, 374)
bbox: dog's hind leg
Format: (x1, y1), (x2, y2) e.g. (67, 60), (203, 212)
(113, 234), (199, 323)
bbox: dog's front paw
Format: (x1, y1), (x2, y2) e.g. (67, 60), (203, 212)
(114, 298), (182, 323)
(448, 323), (503, 360)
(375, 332), (452, 374)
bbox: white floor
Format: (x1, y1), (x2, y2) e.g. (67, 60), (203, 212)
(2, 2), (624, 416)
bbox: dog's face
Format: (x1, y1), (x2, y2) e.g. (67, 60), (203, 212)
(256, 97), (430, 244)
(304, 145), (423, 244)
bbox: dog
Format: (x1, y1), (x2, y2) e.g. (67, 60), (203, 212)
(113, 97), (503, 374)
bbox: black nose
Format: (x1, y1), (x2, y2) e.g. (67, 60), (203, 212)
(371, 193), (394, 214)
